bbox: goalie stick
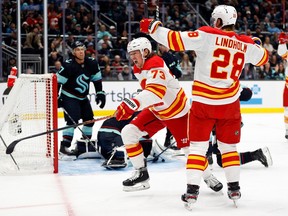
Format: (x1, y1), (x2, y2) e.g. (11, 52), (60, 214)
(6, 115), (113, 155)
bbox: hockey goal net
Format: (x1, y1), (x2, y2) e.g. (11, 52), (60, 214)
(0, 74), (58, 174)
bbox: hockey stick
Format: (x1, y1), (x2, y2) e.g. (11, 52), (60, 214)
(144, 0), (148, 17)
(0, 134), (20, 170)
(149, 139), (178, 162)
(155, 0), (159, 20)
(6, 115), (113, 154)
(62, 107), (97, 151)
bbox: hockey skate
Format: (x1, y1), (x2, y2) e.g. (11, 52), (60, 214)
(123, 167), (150, 192)
(227, 182), (241, 207)
(59, 144), (77, 161)
(253, 147), (273, 167)
(181, 184), (199, 211)
(204, 174), (223, 192)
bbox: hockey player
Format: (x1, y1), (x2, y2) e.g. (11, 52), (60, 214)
(277, 32), (288, 138)
(158, 43), (182, 149)
(57, 41), (106, 157)
(115, 37), (223, 193)
(140, 5), (269, 208)
(206, 87), (273, 168)
(98, 111), (153, 169)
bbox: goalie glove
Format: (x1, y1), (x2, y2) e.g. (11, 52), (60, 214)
(140, 18), (162, 34)
(96, 91), (106, 109)
(116, 98), (140, 121)
(279, 32), (288, 44)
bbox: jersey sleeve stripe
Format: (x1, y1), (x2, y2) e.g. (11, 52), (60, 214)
(255, 48), (269, 66)
(167, 31), (185, 51)
(145, 83), (167, 99)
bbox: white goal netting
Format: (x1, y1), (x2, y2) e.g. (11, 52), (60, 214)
(0, 74), (58, 174)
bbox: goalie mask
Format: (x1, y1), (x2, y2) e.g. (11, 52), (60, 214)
(211, 5), (237, 29)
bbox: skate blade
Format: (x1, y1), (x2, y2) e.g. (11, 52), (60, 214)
(183, 200), (196, 211)
(262, 147), (273, 167)
(123, 182), (150, 192)
(233, 200), (238, 208)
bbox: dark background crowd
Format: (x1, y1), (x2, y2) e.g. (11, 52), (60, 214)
(1, 0), (287, 81)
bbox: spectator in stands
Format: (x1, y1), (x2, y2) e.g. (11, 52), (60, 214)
(98, 54), (110, 67)
(4, 31), (17, 49)
(48, 50), (63, 67)
(66, 32), (75, 49)
(21, 21), (30, 35)
(85, 42), (96, 57)
(98, 43), (112, 58)
(6, 22), (16, 34)
(97, 24), (112, 40)
(118, 65), (133, 81)
(111, 55), (124, 75)
(273, 62), (285, 80)
(180, 53), (193, 79)
(269, 53), (281, 68)
(74, 24), (83, 36)
(81, 15), (94, 35)
(23, 26), (44, 55)
(50, 60), (62, 74)
(109, 26), (117, 38)
(267, 22), (281, 34)
(253, 26), (265, 44)
(263, 36), (275, 55)
(102, 64), (112, 80)
(258, 61), (275, 80)
(97, 35), (113, 50)
(84, 35), (94, 48)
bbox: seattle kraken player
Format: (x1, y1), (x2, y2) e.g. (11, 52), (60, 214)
(57, 41), (106, 156)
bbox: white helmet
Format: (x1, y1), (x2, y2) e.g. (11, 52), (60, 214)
(211, 5), (237, 28)
(127, 37), (152, 57)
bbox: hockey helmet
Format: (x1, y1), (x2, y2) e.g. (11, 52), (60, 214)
(211, 5), (237, 28)
(71, 41), (86, 50)
(127, 37), (152, 57)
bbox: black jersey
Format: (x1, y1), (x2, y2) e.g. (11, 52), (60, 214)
(57, 57), (102, 100)
(161, 51), (182, 79)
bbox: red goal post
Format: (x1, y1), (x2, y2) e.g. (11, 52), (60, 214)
(0, 73), (58, 174)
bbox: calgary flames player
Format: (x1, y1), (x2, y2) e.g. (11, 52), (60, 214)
(277, 32), (288, 139)
(115, 37), (223, 194)
(140, 5), (269, 209)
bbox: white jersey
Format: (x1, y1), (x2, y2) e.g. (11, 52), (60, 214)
(133, 55), (190, 120)
(277, 43), (288, 77)
(150, 26), (269, 105)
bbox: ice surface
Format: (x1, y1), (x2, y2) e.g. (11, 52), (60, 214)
(0, 113), (287, 216)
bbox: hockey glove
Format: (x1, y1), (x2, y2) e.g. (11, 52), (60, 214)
(279, 32), (288, 44)
(140, 18), (162, 34)
(252, 37), (262, 46)
(96, 91), (106, 109)
(116, 98), (140, 121)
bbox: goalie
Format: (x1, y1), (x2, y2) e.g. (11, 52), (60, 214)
(97, 111), (152, 169)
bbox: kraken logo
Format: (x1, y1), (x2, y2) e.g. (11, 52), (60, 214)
(75, 74), (89, 93)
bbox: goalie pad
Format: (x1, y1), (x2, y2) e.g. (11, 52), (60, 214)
(102, 146), (128, 169)
(75, 139), (103, 159)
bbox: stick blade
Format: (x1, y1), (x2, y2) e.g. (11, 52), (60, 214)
(6, 140), (18, 154)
